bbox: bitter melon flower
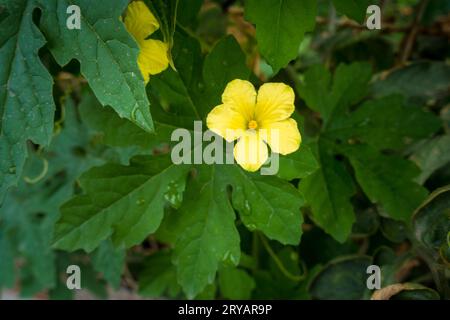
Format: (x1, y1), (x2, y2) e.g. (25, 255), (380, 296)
(207, 79), (301, 172)
(124, 1), (169, 83)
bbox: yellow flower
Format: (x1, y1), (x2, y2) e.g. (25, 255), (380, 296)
(207, 79), (302, 172)
(124, 1), (169, 83)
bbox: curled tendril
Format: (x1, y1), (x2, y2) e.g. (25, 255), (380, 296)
(23, 156), (49, 184)
(258, 233), (307, 282)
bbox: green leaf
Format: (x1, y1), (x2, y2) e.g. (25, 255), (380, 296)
(177, 0), (203, 27)
(309, 255), (372, 300)
(297, 64), (333, 116)
(329, 62), (372, 118)
(277, 144), (319, 180)
(169, 165), (241, 299)
(203, 35), (250, 109)
(0, 228), (15, 287)
(245, 0), (316, 72)
(332, 0), (371, 23)
(327, 95), (441, 151)
(157, 165), (305, 297)
(53, 155), (190, 252)
(1, 185), (57, 294)
(0, 0), (55, 201)
(0, 97), (103, 295)
(299, 227), (359, 265)
(79, 87), (175, 150)
(138, 249), (181, 298)
(380, 218), (408, 243)
(92, 239), (125, 289)
(195, 283), (217, 300)
(341, 144), (428, 221)
(413, 185), (450, 264)
(299, 140), (356, 243)
(373, 246), (412, 287)
(218, 266), (255, 300)
(79, 88), (151, 149)
(411, 135), (450, 184)
(352, 208), (379, 237)
(372, 62), (450, 105)
(148, 29), (204, 122)
(227, 167), (305, 245)
(299, 62), (440, 240)
(160, 163), (306, 297)
(39, 0), (153, 132)
(298, 62), (372, 125)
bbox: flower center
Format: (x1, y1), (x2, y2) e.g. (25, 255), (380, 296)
(248, 120), (258, 130)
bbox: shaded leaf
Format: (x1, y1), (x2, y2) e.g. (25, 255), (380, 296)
(245, 0), (316, 72)
(277, 144), (319, 180)
(203, 35), (250, 111)
(298, 62), (372, 125)
(309, 255), (372, 300)
(341, 144), (428, 221)
(372, 62), (450, 105)
(218, 266), (255, 299)
(92, 239), (125, 289)
(413, 185), (450, 264)
(328, 95), (441, 151)
(0, 0), (55, 201)
(139, 249), (181, 298)
(299, 140), (356, 243)
(332, 0), (371, 24)
(411, 135), (450, 184)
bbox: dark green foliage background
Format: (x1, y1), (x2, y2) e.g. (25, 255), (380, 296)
(0, 0), (449, 300)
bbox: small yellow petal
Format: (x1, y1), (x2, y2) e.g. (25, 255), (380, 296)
(260, 118), (301, 155)
(255, 83), (295, 126)
(222, 79), (257, 121)
(207, 104), (247, 142)
(138, 39), (169, 82)
(124, 1), (159, 43)
(234, 131), (268, 172)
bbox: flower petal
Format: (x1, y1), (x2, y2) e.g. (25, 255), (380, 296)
(222, 79), (257, 121)
(261, 118), (301, 155)
(234, 131), (268, 172)
(138, 39), (169, 83)
(207, 104), (247, 142)
(124, 1), (159, 43)
(255, 83), (295, 126)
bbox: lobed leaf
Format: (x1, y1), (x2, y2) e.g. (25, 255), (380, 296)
(39, 0), (154, 132)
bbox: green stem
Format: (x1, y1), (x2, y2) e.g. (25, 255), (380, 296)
(258, 233), (306, 282)
(176, 22), (212, 52)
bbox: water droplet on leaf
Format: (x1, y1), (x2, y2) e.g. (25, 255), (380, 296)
(164, 180), (184, 209)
